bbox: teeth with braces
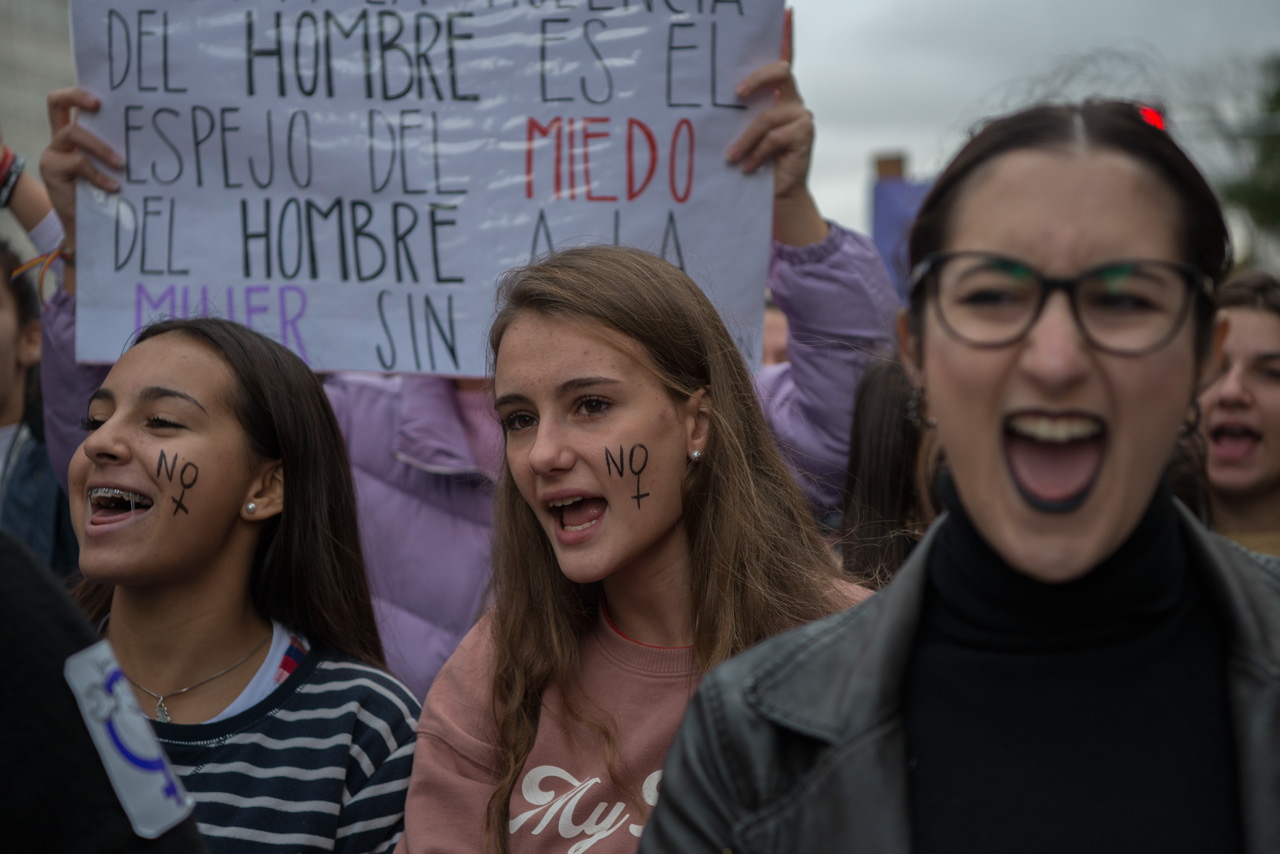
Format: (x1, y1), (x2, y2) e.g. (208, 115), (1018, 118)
(88, 487), (149, 501)
(88, 487), (153, 514)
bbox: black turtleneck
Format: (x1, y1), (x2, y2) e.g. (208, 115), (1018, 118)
(903, 480), (1243, 853)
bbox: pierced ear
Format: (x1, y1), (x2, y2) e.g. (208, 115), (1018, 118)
(896, 310), (923, 385)
(684, 386), (711, 456)
(17, 320), (40, 370)
(241, 461), (284, 521)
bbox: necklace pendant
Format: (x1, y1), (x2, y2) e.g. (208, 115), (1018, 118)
(155, 698), (170, 723)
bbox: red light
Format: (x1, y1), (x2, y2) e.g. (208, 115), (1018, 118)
(1139, 106), (1165, 130)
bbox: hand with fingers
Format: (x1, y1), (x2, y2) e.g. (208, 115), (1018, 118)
(40, 88), (123, 255)
(726, 8), (828, 247)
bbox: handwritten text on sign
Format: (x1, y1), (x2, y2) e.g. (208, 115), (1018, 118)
(70, 0), (782, 373)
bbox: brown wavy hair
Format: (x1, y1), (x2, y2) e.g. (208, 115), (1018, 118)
(840, 358), (931, 589)
(73, 317), (385, 669)
(483, 245), (845, 851)
(1215, 269), (1280, 316)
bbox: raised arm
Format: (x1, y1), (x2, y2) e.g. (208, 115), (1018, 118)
(759, 225), (898, 520)
(730, 11), (899, 518)
(0, 123), (54, 236)
(726, 8), (827, 248)
(37, 88), (122, 490)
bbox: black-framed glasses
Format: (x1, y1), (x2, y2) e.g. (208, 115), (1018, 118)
(909, 251), (1212, 355)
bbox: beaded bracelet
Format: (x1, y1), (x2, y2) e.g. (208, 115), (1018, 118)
(0, 151), (24, 209)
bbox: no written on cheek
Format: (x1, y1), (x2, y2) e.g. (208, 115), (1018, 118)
(604, 443), (649, 509)
(157, 449), (199, 516)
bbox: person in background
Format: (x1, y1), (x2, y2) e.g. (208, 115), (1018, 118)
(762, 292), (790, 365)
(35, 11), (897, 698)
(641, 99), (1280, 853)
(839, 357), (939, 589)
(0, 133), (79, 577)
(0, 237), (79, 576)
(1200, 269), (1280, 556)
(396, 245), (868, 854)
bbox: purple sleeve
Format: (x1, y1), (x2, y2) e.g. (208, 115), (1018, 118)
(755, 222), (901, 517)
(41, 288), (111, 493)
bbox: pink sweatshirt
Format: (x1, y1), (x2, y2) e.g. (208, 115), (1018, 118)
(396, 612), (700, 854)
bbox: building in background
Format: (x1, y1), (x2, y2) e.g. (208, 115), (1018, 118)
(871, 153), (931, 301)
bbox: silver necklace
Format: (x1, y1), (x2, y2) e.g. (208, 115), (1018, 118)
(125, 635), (270, 723)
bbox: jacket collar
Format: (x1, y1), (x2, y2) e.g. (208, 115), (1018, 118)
(745, 502), (1280, 742)
(1177, 505), (1280, 852)
(741, 502), (1280, 852)
(1178, 502), (1280, 669)
(743, 517), (937, 743)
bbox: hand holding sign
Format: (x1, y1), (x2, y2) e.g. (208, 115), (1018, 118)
(726, 9), (826, 247)
(41, 87), (123, 280)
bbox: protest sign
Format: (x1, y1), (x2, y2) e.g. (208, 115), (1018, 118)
(69, 0), (784, 374)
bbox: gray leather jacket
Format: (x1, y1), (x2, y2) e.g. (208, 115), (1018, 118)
(639, 504), (1280, 853)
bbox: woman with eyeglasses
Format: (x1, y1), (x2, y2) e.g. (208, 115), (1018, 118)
(1200, 270), (1280, 557)
(639, 100), (1280, 854)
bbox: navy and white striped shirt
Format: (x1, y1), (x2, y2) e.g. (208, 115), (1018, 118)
(154, 647), (421, 853)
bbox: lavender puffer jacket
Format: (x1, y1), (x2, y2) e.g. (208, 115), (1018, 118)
(42, 223), (897, 699)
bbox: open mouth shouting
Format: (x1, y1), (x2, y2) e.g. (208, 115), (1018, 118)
(1208, 422), (1261, 464)
(547, 494), (608, 544)
(86, 486), (156, 530)
(1003, 412), (1107, 514)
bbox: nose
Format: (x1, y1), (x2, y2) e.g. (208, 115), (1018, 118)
(525, 418), (575, 477)
(80, 415), (133, 466)
(1210, 362), (1251, 409)
(1018, 291), (1091, 390)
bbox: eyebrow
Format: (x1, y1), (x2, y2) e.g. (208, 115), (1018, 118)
(493, 376), (622, 410)
(88, 386), (208, 414)
(141, 386), (209, 413)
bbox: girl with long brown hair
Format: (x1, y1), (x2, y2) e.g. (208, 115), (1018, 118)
(67, 314), (421, 854)
(33, 84), (424, 846)
(395, 246), (865, 854)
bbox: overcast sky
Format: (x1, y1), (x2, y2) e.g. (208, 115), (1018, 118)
(790, 0), (1280, 233)
(4, 1), (1277, 252)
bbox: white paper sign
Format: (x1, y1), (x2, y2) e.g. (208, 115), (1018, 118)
(70, 0), (782, 374)
(64, 640), (194, 839)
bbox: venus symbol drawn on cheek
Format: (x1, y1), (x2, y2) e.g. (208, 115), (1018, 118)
(156, 449), (199, 516)
(604, 444), (649, 509)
